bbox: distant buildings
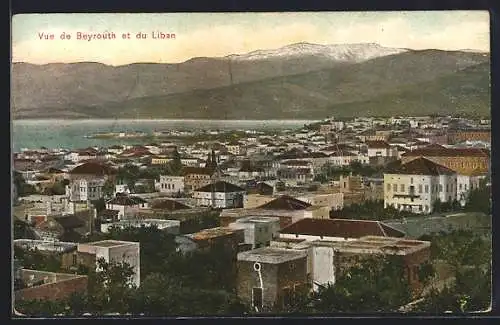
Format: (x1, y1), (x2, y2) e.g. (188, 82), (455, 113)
(401, 144), (490, 176)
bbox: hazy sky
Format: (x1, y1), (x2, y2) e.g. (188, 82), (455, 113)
(12, 11), (489, 66)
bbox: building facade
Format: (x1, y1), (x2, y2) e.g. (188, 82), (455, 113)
(384, 157), (457, 214)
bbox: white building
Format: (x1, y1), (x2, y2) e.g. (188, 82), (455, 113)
(105, 194), (149, 220)
(77, 240), (140, 288)
(192, 181), (245, 208)
(456, 174), (483, 206)
(66, 178), (106, 202)
(228, 216), (281, 249)
(384, 157), (457, 214)
(114, 183), (131, 196)
(366, 141), (397, 158)
(154, 175), (185, 195)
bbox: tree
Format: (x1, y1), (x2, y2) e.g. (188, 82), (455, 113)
(102, 179), (115, 199)
(310, 256), (412, 313)
(86, 258), (136, 314)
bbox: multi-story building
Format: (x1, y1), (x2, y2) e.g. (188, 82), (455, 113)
(401, 144), (490, 176)
(77, 240), (141, 288)
(384, 157), (457, 214)
(192, 181), (245, 209)
(154, 175), (185, 195)
(182, 167), (217, 193)
(448, 129), (491, 144)
(65, 162), (116, 202)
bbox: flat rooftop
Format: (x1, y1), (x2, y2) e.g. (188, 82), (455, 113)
(84, 240), (138, 248)
(237, 247), (307, 264)
(311, 236), (430, 255)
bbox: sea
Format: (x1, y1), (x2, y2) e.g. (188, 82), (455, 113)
(11, 119), (318, 152)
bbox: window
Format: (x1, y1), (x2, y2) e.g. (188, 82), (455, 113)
(411, 178), (413, 184)
(393, 184), (397, 192)
(400, 184), (405, 192)
(446, 184), (449, 192)
(425, 205), (429, 212)
(425, 185), (429, 193)
(72, 254), (77, 265)
(418, 184), (423, 193)
(459, 184), (462, 190)
(439, 184), (443, 193)
(252, 287), (263, 309)
(172, 184), (175, 189)
(465, 184), (468, 190)
(387, 183), (391, 191)
(419, 205), (423, 212)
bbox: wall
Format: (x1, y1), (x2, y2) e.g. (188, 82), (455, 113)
(15, 275), (88, 302)
(312, 246), (335, 291)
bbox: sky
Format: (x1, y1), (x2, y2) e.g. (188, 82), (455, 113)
(12, 11), (490, 66)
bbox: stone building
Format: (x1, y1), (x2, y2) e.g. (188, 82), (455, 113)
(236, 247), (309, 312)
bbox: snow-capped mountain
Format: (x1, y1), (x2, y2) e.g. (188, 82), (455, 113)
(227, 42), (409, 63)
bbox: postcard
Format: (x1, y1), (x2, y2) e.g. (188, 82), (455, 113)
(11, 11), (491, 317)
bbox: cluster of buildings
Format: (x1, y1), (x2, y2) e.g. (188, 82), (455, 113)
(12, 115), (491, 313)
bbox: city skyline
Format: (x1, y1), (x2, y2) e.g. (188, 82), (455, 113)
(12, 11), (489, 66)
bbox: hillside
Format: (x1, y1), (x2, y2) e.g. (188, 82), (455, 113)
(11, 45), (490, 119)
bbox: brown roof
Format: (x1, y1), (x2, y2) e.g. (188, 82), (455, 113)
(107, 195), (147, 206)
(257, 195), (311, 210)
(69, 162), (116, 176)
(182, 167), (215, 176)
(280, 218), (405, 238)
(366, 140), (391, 149)
(151, 199), (190, 210)
(388, 157), (456, 175)
(402, 144), (490, 158)
(194, 181), (244, 193)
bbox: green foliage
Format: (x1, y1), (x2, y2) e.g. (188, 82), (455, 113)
(464, 182), (491, 215)
(334, 199), (420, 221)
(14, 171), (38, 197)
(102, 179), (115, 199)
(14, 246), (62, 273)
(413, 230), (491, 313)
(309, 256), (412, 313)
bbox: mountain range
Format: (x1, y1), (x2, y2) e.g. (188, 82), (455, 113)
(11, 42), (490, 119)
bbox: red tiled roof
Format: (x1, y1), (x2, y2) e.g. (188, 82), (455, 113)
(69, 162), (116, 175)
(257, 195), (311, 210)
(280, 218), (405, 238)
(402, 144), (490, 158)
(388, 157), (455, 175)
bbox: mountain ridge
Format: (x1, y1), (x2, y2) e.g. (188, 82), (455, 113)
(11, 43), (490, 120)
